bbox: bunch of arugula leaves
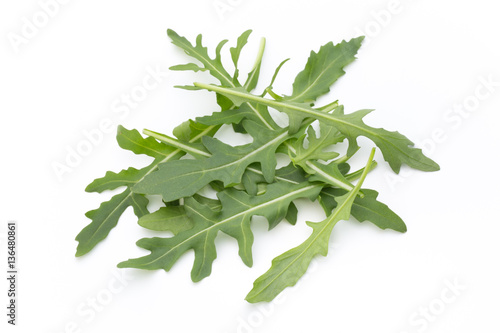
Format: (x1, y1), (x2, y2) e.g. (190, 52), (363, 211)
(76, 29), (439, 303)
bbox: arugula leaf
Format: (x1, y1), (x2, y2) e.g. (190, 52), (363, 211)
(76, 191), (149, 257)
(119, 181), (323, 282)
(286, 36), (364, 103)
(230, 29), (253, 83)
(319, 187), (407, 232)
(246, 149), (375, 303)
(168, 29), (232, 87)
(193, 84), (440, 173)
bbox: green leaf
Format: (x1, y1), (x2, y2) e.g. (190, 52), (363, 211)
(132, 121), (291, 202)
(263, 58), (290, 96)
(194, 84), (440, 173)
(319, 188), (407, 232)
(76, 190), (149, 257)
(116, 125), (177, 158)
(245, 149), (375, 303)
(286, 36), (364, 103)
(167, 29), (233, 87)
(118, 181), (323, 282)
(285, 201), (298, 225)
(230, 29), (252, 82)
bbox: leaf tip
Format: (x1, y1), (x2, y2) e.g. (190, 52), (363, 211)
(355, 35), (365, 42)
(166, 28), (177, 38)
(429, 161), (440, 171)
(244, 290), (260, 303)
(244, 295), (257, 304)
(74, 244), (88, 257)
(116, 262), (127, 268)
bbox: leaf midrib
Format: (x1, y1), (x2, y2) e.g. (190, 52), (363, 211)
(248, 150), (374, 300)
(195, 85), (430, 168)
(143, 131), (288, 188)
(248, 187), (356, 298)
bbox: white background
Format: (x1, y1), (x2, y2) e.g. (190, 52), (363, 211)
(1, 0), (499, 332)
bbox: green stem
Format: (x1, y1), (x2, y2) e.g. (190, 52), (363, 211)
(244, 37), (266, 91)
(143, 129), (211, 158)
(345, 160), (378, 182)
(193, 82), (370, 135)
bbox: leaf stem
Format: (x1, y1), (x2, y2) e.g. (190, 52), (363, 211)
(355, 148), (376, 189)
(143, 129), (211, 158)
(193, 82), (373, 138)
(249, 38), (266, 75)
(345, 160), (378, 182)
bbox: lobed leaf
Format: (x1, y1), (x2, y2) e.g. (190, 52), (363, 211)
(119, 180), (323, 281)
(76, 190), (149, 257)
(286, 36), (364, 103)
(194, 84), (440, 173)
(319, 187), (407, 232)
(246, 149), (375, 302)
(167, 29), (233, 87)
